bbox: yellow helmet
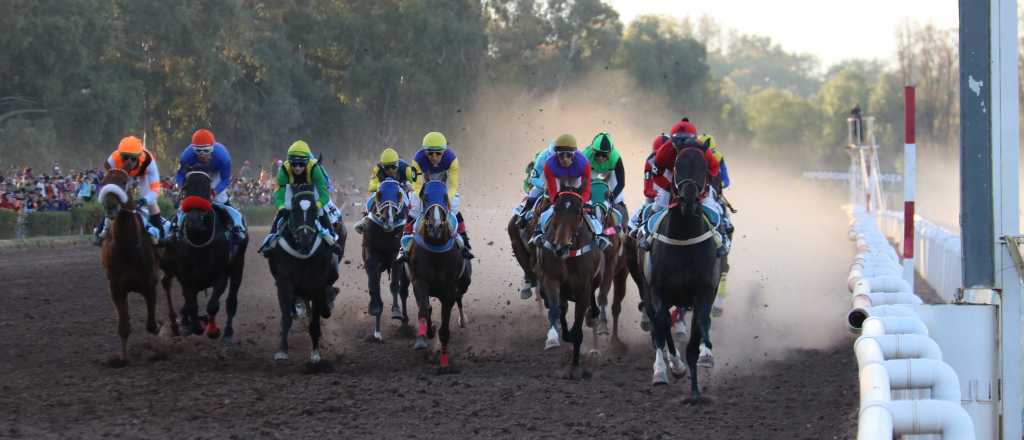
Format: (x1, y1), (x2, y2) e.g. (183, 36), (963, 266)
(380, 147), (399, 165)
(698, 134), (716, 150)
(422, 131), (448, 151)
(287, 140), (312, 158)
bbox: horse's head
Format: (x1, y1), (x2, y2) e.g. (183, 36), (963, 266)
(419, 181), (450, 243)
(673, 147), (708, 214)
(550, 191), (584, 248)
(286, 183), (320, 251)
(98, 169), (131, 220)
(371, 179), (406, 230)
(180, 171), (214, 235)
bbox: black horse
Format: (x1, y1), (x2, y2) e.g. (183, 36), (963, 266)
(535, 190), (603, 379)
(266, 183), (340, 363)
(171, 171), (247, 343)
(361, 179), (411, 342)
(408, 181), (471, 373)
(646, 147), (722, 402)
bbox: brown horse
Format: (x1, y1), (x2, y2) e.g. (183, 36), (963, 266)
(508, 194), (549, 300)
(97, 169), (169, 364)
(534, 191), (602, 379)
(590, 200), (630, 343)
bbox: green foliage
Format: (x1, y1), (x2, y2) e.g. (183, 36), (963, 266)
(745, 88), (821, 151)
(618, 15), (709, 107)
(24, 211), (73, 237)
(818, 68), (873, 147)
(70, 204), (104, 235)
(713, 35), (821, 97)
(0, 209), (17, 239)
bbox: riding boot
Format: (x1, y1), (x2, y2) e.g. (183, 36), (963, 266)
(259, 209), (288, 255)
(149, 213), (165, 245)
(353, 215), (368, 234)
(460, 232), (474, 260)
(92, 217), (107, 246)
(396, 223), (414, 264)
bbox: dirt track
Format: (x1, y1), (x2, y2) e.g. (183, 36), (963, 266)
(0, 166), (858, 439)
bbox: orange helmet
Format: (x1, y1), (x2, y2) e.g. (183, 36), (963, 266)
(192, 129), (215, 146)
(117, 136), (144, 155)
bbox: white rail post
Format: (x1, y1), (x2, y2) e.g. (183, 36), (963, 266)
(903, 86), (915, 291)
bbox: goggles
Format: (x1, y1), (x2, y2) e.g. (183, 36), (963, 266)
(426, 151), (444, 158)
(556, 151), (575, 159)
(289, 157), (309, 167)
(383, 164), (398, 171)
(120, 153), (141, 162)
(594, 151), (609, 159)
(192, 145), (214, 154)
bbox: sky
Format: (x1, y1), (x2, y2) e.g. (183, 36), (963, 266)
(607, 0), (959, 67)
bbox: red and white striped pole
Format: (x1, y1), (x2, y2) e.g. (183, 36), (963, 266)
(903, 86), (916, 290)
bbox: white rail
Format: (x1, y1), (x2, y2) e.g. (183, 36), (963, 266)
(847, 206), (976, 440)
(878, 210), (961, 303)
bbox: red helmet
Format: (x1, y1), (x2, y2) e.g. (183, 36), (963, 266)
(652, 134), (669, 151)
(191, 129), (215, 146)
(669, 120), (697, 136)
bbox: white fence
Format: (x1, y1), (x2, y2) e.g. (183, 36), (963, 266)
(847, 206), (977, 439)
(877, 210), (961, 302)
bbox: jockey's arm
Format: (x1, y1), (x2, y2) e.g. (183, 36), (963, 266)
(141, 159), (162, 214)
(410, 160), (425, 195)
(643, 159), (657, 199)
(720, 159), (731, 188)
(611, 158), (625, 201)
(581, 163), (592, 203)
(104, 154), (115, 171)
(273, 167), (288, 210)
(543, 162), (558, 201)
(212, 145), (232, 196)
(367, 165), (381, 193)
(704, 149), (720, 178)
(175, 148), (192, 187)
(446, 158), (459, 200)
(311, 165), (331, 209)
(403, 165), (416, 192)
(530, 151), (549, 190)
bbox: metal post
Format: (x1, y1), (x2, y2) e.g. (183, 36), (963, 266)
(960, 0), (1021, 437)
(992, 0), (1021, 437)
(903, 86), (916, 290)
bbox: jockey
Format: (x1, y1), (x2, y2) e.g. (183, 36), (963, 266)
(643, 119), (729, 255)
(582, 132), (626, 216)
(259, 140), (339, 254)
(93, 135), (165, 245)
(354, 147), (416, 234)
(529, 134), (609, 250)
(399, 131), (473, 261)
(700, 133), (734, 235)
(174, 129), (245, 248)
(628, 134), (668, 233)
(513, 141), (555, 227)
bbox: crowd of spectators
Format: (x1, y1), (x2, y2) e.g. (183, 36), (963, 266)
(0, 164), (102, 213)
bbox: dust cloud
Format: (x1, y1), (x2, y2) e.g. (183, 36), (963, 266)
(420, 70), (857, 371)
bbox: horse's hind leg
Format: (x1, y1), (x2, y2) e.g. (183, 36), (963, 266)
(438, 297), (454, 372)
(685, 314), (704, 399)
(223, 265), (244, 344)
(204, 277), (229, 339)
(611, 271), (627, 339)
(309, 302), (323, 363)
(274, 284), (294, 361)
(110, 286), (131, 363)
(648, 295), (671, 385)
(412, 279), (432, 350)
(143, 284), (159, 335)
(160, 272), (179, 336)
(456, 296), (467, 328)
(562, 291), (588, 380)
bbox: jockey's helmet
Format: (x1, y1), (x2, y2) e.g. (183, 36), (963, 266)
(191, 129), (215, 147)
(554, 134), (577, 152)
(669, 119), (697, 137)
(117, 136), (144, 156)
(422, 132), (448, 152)
(380, 148), (400, 165)
(698, 134), (716, 150)
(652, 134), (669, 151)
(288, 140), (312, 158)
(591, 132), (614, 155)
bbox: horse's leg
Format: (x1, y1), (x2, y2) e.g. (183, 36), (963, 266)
(456, 296), (467, 329)
(685, 312), (703, 399)
(595, 267), (612, 335)
(110, 286), (131, 363)
(309, 296), (323, 363)
(160, 271), (179, 337)
(438, 296), (454, 372)
(205, 276), (228, 339)
(565, 288), (588, 379)
(143, 283), (159, 335)
(611, 269), (627, 342)
(542, 280), (561, 350)
(696, 297), (715, 369)
(366, 255), (384, 342)
(413, 279), (432, 350)
(274, 282), (293, 361)
(648, 290), (671, 385)
(387, 259), (404, 322)
(180, 286), (202, 336)
(223, 263), (243, 344)
(397, 265), (410, 324)
(559, 296), (570, 343)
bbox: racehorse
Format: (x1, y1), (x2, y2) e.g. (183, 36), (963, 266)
(170, 171), (247, 343)
(588, 173), (630, 342)
(508, 194), (549, 299)
(266, 183), (339, 363)
(534, 190), (602, 379)
(97, 169), (163, 364)
(408, 181), (471, 372)
(361, 179), (411, 341)
(645, 146), (722, 402)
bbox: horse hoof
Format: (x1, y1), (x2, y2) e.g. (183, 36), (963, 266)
(669, 358), (688, 378)
(519, 287), (533, 300)
(640, 320), (651, 332)
(544, 338), (561, 350)
(414, 337), (428, 350)
(698, 346), (714, 368)
(273, 351), (289, 361)
(366, 331), (383, 343)
(207, 327), (221, 340)
(596, 320), (610, 336)
(711, 306), (724, 318)
(146, 323), (160, 335)
(310, 350), (322, 363)
(390, 306), (403, 321)
(652, 370), (669, 385)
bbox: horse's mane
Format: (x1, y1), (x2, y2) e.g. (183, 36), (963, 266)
(101, 169), (129, 187)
